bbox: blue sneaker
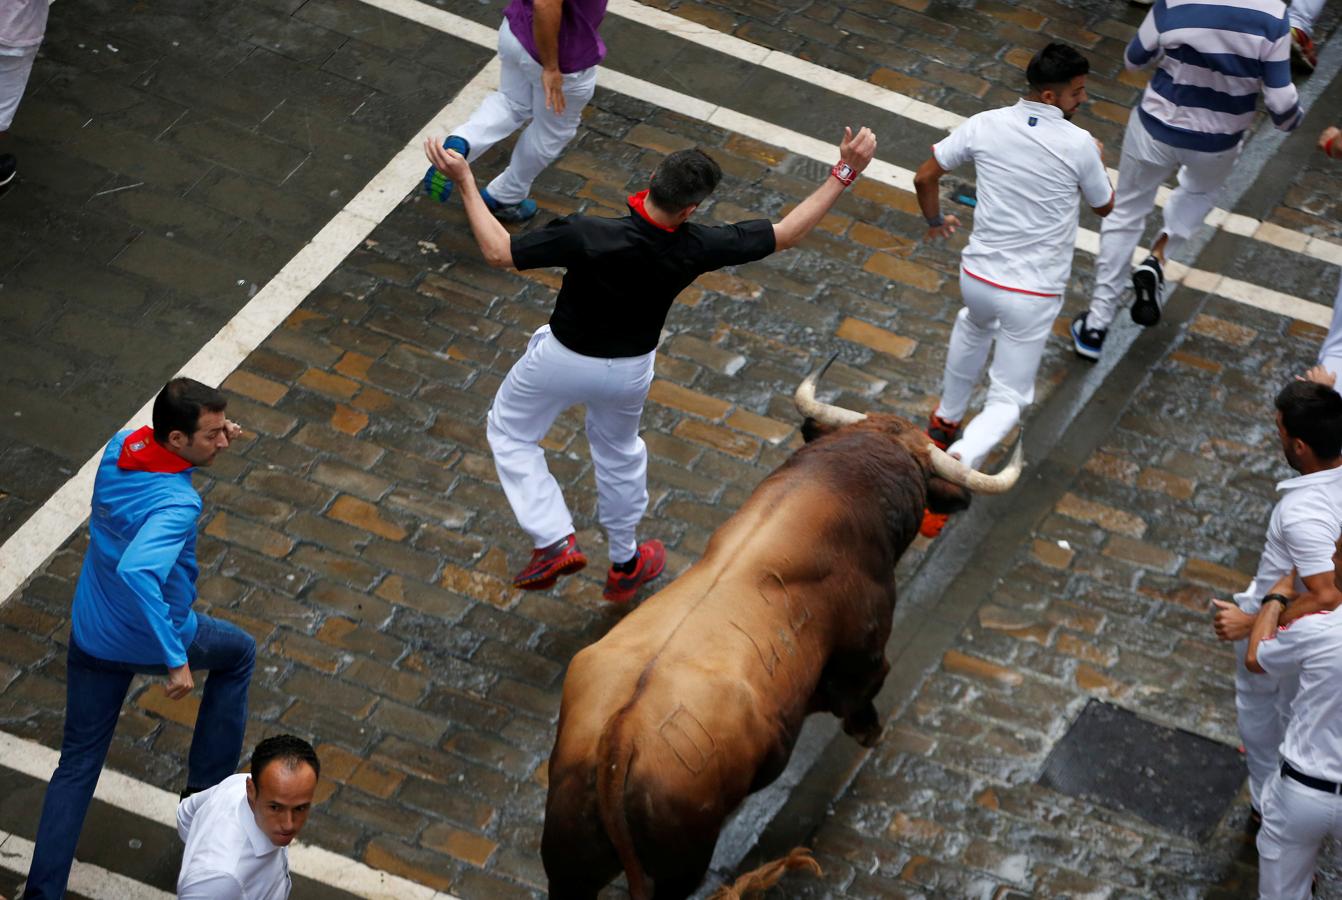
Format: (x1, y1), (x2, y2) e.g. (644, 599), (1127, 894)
(481, 186), (538, 223)
(424, 135), (470, 202)
(1071, 311), (1105, 361)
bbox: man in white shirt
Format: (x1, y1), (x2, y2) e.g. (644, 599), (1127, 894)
(1211, 381), (1342, 822)
(177, 735), (320, 900)
(1246, 542), (1342, 898)
(912, 42), (1113, 536)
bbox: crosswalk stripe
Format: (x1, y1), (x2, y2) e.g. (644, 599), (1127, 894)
(0, 830), (173, 900)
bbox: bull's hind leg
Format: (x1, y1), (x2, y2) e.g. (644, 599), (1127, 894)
(543, 772), (623, 900)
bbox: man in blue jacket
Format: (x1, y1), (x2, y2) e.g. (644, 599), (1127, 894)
(24, 378), (256, 900)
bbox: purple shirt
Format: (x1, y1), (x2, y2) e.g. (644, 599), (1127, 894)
(503, 0), (608, 74)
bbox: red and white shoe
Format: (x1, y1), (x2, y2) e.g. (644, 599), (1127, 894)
(603, 540), (667, 603)
(512, 534), (587, 590)
(1292, 27), (1318, 73)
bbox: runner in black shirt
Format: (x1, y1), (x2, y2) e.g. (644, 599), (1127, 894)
(423, 125), (877, 602)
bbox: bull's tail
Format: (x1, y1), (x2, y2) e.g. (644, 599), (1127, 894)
(707, 847), (824, 899)
(595, 722), (651, 900)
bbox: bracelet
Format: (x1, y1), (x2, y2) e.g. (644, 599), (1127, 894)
(926, 214), (945, 228)
(831, 161), (856, 187)
(1262, 592), (1292, 609)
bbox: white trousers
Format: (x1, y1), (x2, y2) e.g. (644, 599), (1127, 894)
(454, 20), (597, 205)
(1288, 0), (1325, 36)
(1088, 108), (1242, 329)
(1258, 769), (1342, 899)
(0, 43), (40, 131)
(486, 326), (654, 564)
(935, 270), (1062, 469)
(1315, 269), (1342, 378)
(1235, 635), (1295, 806)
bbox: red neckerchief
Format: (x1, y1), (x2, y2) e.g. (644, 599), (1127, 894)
(627, 190), (677, 233)
(117, 426), (193, 473)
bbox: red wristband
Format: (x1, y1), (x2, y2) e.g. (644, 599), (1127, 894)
(1329, 134), (1340, 158)
(831, 161), (856, 187)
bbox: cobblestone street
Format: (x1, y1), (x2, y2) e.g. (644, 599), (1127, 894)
(2, 0), (1342, 897)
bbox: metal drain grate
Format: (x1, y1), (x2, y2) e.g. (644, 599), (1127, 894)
(1038, 700), (1245, 841)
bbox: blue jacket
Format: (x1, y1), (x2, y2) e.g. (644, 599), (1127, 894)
(72, 428), (201, 667)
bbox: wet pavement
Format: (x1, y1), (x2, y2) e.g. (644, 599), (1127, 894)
(2, 0), (1342, 897)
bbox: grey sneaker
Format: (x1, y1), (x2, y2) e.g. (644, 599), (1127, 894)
(481, 186), (538, 223)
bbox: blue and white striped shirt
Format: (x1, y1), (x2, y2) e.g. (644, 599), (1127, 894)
(1128, 0), (1301, 152)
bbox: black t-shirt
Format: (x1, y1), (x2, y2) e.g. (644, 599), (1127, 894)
(510, 204), (776, 358)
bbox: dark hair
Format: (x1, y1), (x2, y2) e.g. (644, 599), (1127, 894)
(1026, 42), (1090, 91)
(251, 734), (321, 782)
(1275, 381), (1342, 459)
(152, 378), (227, 443)
(649, 148), (722, 211)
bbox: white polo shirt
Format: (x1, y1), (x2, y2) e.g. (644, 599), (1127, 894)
(177, 774), (291, 900)
(1234, 465), (1342, 615)
(1257, 608), (1342, 783)
(932, 99), (1112, 296)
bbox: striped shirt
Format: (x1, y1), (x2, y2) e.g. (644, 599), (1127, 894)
(1127, 0), (1301, 152)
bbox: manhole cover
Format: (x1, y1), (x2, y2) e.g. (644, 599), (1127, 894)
(1038, 700), (1245, 841)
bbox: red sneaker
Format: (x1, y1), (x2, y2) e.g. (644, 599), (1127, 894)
(926, 411), (961, 451)
(603, 540), (667, 603)
(1292, 27), (1317, 73)
(512, 534), (587, 590)
(919, 509), (950, 538)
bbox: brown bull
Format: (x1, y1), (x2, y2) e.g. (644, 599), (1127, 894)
(542, 360), (1023, 899)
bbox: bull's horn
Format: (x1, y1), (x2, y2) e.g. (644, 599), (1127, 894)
(794, 354), (866, 427)
(927, 438), (1024, 494)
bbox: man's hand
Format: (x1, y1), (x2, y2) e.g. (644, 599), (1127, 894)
(224, 420), (243, 442)
(423, 137), (471, 184)
(1299, 364), (1338, 388)
(926, 214), (961, 241)
(542, 68), (566, 115)
(1093, 137), (1105, 159)
(164, 664), (194, 700)
(839, 126), (877, 175)
(1320, 126), (1341, 159)
(1211, 599), (1253, 642)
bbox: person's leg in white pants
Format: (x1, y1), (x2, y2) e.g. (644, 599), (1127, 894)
(1258, 769), (1342, 899)
(585, 358), (654, 565)
(487, 327), (583, 550)
(1155, 141), (1241, 260)
(453, 22), (536, 165)
(1087, 110), (1176, 330)
(1316, 269), (1342, 379)
(1235, 637), (1286, 807)
(939, 274), (1062, 469)
(485, 28), (596, 205)
(1288, 0), (1325, 37)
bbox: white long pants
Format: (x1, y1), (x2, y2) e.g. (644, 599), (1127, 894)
(0, 43), (40, 131)
(486, 326), (653, 564)
(1235, 634), (1295, 806)
(1088, 108), (1242, 329)
(1315, 270), (1342, 378)
(1288, 0), (1325, 36)
(935, 270), (1062, 469)
(1258, 768), (1342, 899)
(454, 20), (597, 205)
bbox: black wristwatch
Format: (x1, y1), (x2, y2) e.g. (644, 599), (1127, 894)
(1262, 592), (1292, 609)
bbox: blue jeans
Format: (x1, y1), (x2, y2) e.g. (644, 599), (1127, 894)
(24, 614), (255, 899)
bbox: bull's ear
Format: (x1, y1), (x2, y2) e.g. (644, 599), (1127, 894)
(927, 477), (972, 514)
(801, 417), (834, 443)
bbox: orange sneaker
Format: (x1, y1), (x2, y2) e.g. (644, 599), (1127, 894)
(926, 412), (961, 451)
(603, 540), (666, 603)
(919, 509), (950, 538)
(1292, 27), (1317, 73)
(512, 534), (587, 590)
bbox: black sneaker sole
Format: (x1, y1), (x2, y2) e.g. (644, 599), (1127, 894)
(1131, 265), (1163, 327)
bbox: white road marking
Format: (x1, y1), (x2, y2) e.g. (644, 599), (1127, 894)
(0, 829), (173, 900)
(610, 0), (1342, 274)
(0, 732), (456, 899)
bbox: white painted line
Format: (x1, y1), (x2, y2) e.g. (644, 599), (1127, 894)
(608, 0), (1342, 271)
(0, 731), (456, 899)
(0, 829), (173, 900)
